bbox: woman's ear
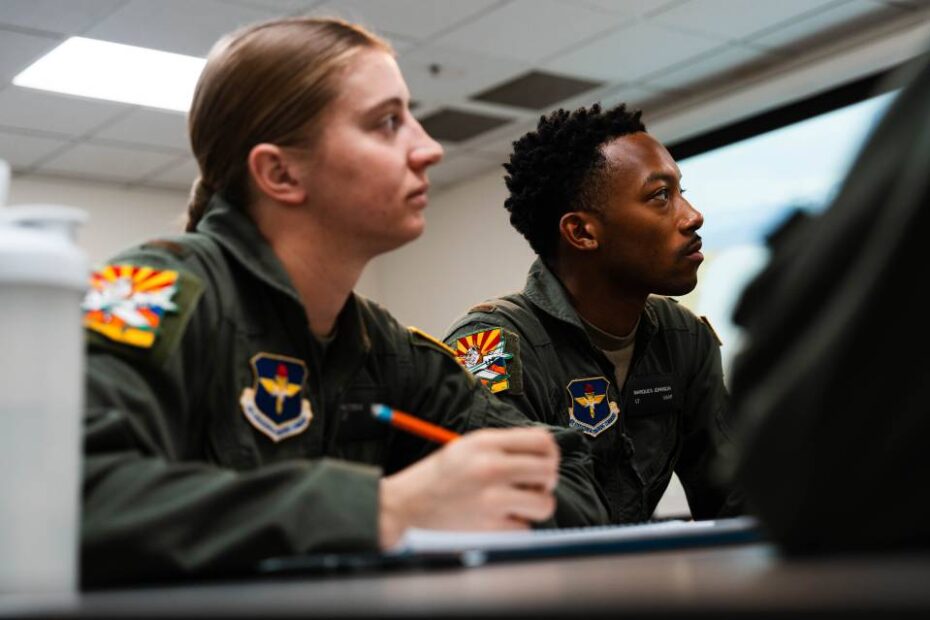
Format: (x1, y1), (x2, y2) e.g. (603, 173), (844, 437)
(559, 211), (600, 252)
(247, 143), (307, 206)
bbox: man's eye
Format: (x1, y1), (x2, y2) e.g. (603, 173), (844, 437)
(653, 188), (670, 201)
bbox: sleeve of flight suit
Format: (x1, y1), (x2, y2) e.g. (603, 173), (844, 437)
(388, 326), (608, 528)
(444, 313), (556, 425)
(81, 246), (380, 588)
(439, 314), (610, 527)
(674, 317), (742, 519)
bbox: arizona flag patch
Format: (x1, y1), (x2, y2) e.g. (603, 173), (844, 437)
(82, 264), (180, 348)
(454, 328), (514, 393)
(240, 353), (313, 443)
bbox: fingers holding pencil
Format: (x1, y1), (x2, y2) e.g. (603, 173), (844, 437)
(375, 406), (561, 548)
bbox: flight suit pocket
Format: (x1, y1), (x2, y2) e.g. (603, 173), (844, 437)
(624, 374), (680, 483)
(208, 330), (315, 469)
(329, 387), (389, 465)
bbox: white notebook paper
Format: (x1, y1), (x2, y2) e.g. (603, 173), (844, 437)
(391, 516), (760, 560)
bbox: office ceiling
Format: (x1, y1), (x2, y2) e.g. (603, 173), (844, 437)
(0, 0), (927, 193)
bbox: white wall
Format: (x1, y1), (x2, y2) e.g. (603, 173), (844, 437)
(8, 174), (187, 266)
(5, 172), (386, 299)
(369, 169), (535, 337)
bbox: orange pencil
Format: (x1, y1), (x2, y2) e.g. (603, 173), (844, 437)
(370, 404), (461, 444)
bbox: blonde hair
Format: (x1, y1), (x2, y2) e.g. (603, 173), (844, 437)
(185, 17), (391, 231)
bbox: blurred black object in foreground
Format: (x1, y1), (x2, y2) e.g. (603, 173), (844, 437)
(730, 51), (930, 554)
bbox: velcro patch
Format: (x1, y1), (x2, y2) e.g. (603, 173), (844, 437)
(83, 264), (181, 348)
(141, 239), (190, 258)
(408, 326), (457, 358)
(467, 302), (497, 314)
(83, 263), (203, 365)
(699, 315), (723, 347)
(566, 376), (618, 437)
(452, 327), (523, 395)
(240, 353), (313, 443)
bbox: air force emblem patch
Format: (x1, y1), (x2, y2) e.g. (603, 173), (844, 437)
(566, 376), (619, 437)
(240, 353), (313, 443)
(454, 328), (514, 393)
(82, 264), (179, 348)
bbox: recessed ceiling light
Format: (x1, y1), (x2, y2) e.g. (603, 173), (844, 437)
(13, 37), (205, 113)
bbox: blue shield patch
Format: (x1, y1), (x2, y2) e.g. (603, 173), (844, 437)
(240, 353), (313, 443)
(566, 376), (618, 438)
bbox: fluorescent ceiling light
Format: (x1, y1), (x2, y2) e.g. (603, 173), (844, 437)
(13, 37), (206, 112)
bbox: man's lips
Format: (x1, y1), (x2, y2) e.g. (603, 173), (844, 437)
(682, 237), (703, 259)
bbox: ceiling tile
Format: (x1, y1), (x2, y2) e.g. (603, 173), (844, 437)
(751, 0), (899, 50)
(649, 0), (840, 40)
(434, 0), (622, 63)
(314, 0), (498, 40)
(92, 108), (190, 152)
(0, 29), (61, 83)
(597, 83), (671, 110)
(429, 153), (502, 189)
(38, 142), (182, 182)
(473, 70), (603, 110)
(641, 44), (773, 91)
(218, 0), (323, 12)
(566, 0), (688, 16)
(465, 118), (540, 161)
(0, 130), (69, 169)
(85, 0), (279, 57)
(419, 108), (512, 143)
(145, 156), (199, 189)
(0, 0), (124, 36)
(0, 88), (128, 136)
(399, 44), (530, 102)
(873, 0), (926, 8)
(545, 22), (721, 82)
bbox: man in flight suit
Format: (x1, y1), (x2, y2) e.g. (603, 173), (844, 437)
(445, 103), (741, 523)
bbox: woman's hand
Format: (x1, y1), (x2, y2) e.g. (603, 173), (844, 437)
(378, 427), (560, 549)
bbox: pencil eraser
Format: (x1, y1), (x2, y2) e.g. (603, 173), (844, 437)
(371, 403), (391, 421)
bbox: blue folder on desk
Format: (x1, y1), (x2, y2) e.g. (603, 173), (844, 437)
(259, 517), (762, 574)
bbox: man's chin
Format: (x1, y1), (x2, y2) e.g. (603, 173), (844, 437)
(659, 277), (698, 297)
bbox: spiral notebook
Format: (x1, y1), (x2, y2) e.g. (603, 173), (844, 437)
(388, 516), (762, 566)
(258, 517), (762, 575)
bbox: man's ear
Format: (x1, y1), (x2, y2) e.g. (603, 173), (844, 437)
(559, 211), (600, 252)
(247, 143), (306, 206)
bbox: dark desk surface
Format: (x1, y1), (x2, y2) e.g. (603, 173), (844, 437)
(6, 542), (930, 618)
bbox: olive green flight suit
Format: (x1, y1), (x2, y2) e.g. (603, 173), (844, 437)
(445, 259), (740, 524)
(81, 197), (607, 587)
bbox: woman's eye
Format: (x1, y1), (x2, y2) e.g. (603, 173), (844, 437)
(381, 114), (401, 133)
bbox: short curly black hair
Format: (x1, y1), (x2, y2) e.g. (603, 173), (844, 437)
(503, 103), (646, 262)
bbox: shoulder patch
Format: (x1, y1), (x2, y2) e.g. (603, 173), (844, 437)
(141, 239), (190, 258)
(83, 263), (203, 364)
(451, 327), (523, 395)
(467, 302), (497, 314)
(408, 326), (457, 358)
(699, 315), (723, 347)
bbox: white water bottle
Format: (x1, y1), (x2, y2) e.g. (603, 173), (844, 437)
(0, 204), (88, 597)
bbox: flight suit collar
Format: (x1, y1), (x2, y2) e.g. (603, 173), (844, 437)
(522, 258), (659, 341)
(197, 194), (303, 305)
(196, 194), (371, 355)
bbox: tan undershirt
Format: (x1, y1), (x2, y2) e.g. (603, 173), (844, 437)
(580, 315), (639, 393)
